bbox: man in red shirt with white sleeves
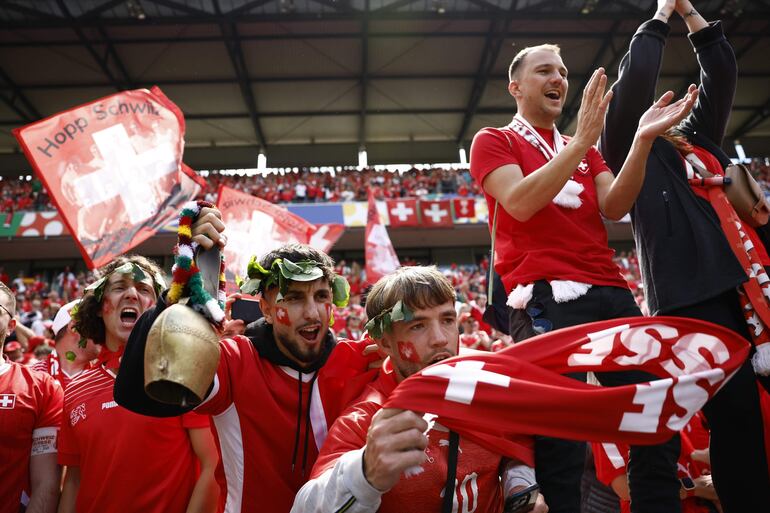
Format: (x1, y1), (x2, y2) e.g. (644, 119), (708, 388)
(0, 282), (62, 513)
(469, 32), (698, 513)
(292, 266), (545, 513)
(114, 210), (379, 513)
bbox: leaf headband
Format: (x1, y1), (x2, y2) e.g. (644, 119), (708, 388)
(83, 262), (166, 304)
(364, 300), (414, 339)
(238, 256), (350, 308)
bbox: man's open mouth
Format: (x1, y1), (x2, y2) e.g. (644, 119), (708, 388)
(120, 307), (139, 326)
(545, 90), (561, 100)
(298, 325), (321, 341)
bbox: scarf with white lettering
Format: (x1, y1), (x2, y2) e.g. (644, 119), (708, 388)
(684, 154), (770, 376)
(385, 317), (749, 463)
(509, 114), (583, 209)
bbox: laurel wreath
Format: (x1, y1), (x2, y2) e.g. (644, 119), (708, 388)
(364, 300), (414, 339)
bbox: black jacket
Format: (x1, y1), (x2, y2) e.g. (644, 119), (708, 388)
(599, 19), (767, 315)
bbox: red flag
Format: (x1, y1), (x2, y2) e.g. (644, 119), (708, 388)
(217, 185), (343, 284)
(419, 199), (453, 227)
(453, 197), (476, 219)
(365, 191), (400, 284)
(385, 198), (419, 227)
(12, 87), (203, 269)
(386, 317), (749, 462)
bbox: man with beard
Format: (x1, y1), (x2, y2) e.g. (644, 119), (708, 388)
(0, 282), (62, 513)
(115, 207), (379, 512)
(57, 255), (219, 513)
(292, 266), (546, 513)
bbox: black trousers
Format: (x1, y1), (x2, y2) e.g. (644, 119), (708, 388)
(667, 289), (770, 513)
(510, 281), (681, 513)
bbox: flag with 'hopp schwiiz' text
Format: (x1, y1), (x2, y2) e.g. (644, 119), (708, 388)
(13, 87), (204, 269)
(386, 317), (749, 465)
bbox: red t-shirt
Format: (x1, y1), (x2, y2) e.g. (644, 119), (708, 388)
(686, 145), (770, 265)
(311, 360), (508, 513)
(0, 360), (63, 513)
(593, 416), (711, 513)
(59, 364), (209, 513)
(470, 125), (627, 292)
(194, 335), (378, 513)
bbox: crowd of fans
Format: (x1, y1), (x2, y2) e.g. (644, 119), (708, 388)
(2, 249), (644, 363)
(0, 167), (483, 220)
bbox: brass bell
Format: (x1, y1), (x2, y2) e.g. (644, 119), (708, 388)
(145, 302), (220, 406)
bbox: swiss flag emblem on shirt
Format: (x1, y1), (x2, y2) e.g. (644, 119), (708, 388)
(0, 394), (16, 409)
(453, 198), (476, 219)
(420, 200), (453, 227)
(577, 159), (590, 175)
(386, 199), (419, 227)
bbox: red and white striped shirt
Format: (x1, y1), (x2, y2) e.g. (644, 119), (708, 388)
(59, 364), (209, 513)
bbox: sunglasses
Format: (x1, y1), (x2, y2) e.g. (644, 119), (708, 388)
(0, 303), (12, 319)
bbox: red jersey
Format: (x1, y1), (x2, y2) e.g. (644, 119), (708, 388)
(30, 349), (82, 390)
(470, 124), (627, 292)
(311, 361), (508, 513)
(0, 359), (63, 513)
(59, 364), (210, 513)
(195, 335), (377, 513)
(593, 417), (711, 513)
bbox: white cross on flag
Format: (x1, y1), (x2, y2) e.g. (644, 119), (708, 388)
(419, 199), (453, 227)
(217, 185), (344, 291)
(452, 198), (476, 219)
(0, 394), (16, 409)
(385, 198), (419, 227)
(13, 87), (204, 269)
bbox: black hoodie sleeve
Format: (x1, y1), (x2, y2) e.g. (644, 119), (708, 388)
(114, 292), (195, 417)
(600, 19), (670, 175)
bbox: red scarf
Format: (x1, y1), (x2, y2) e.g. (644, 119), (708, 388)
(684, 154), (770, 376)
(385, 317), (749, 460)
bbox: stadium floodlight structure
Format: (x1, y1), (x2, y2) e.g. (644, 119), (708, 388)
(358, 147), (368, 169)
(459, 147), (468, 165)
(257, 151), (267, 172)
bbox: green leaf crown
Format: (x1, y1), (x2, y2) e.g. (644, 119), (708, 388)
(364, 300), (414, 339)
(237, 256), (350, 307)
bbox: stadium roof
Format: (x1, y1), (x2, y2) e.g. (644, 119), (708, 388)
(1, 0), (769, 171)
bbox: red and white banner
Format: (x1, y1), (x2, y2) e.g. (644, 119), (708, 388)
(217, 185), (344, 284)
(386, 199), (419, 227)
(365, 190), (400, 284)
(419, 199), (453, 227)
(453, 197), (476, 219)
(12, 87), (203, 269)
(386, 317), (749, 464)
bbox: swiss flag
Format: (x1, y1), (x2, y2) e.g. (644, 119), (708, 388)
(13, 87), (204, 269)
(217, 185), (344, 287)
(365, 190), (400, 284)
(386, 199), (419, 227)
(453, 198), (476, 219)
(386, 316), (751, 463)
(419, 199), (453, 227)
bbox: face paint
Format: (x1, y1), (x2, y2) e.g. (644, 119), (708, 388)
(397, 341), (421, 363)
(275, 306), (292, 326)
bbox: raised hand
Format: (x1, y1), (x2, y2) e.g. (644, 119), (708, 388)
(636, 84), (698, 141)
(656, 0), (676, 21)
(191, 206), (227, 250)
(573, 67), (613, 150)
